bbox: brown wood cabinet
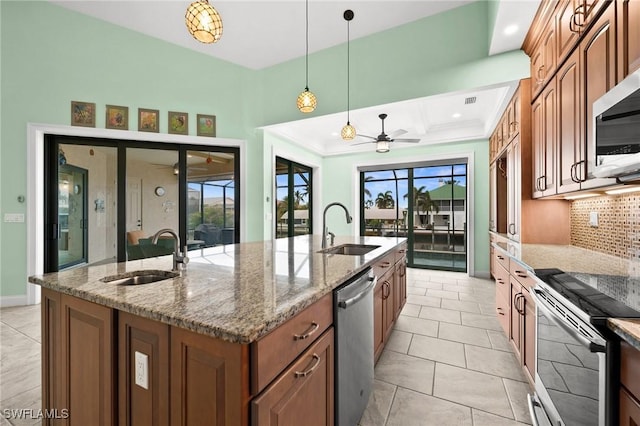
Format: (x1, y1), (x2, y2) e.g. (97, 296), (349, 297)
(556, 49), (582, 194)
(251, 328), (334, 426)
(617, 0), (640, 80)
(532, 80), (558, 197)
(41, 289), (116, 426)
(557, 0), (582, 62)
(118, 312), (170, 426)
(531, 21), (557, 99)
(620, 340), (640, 425)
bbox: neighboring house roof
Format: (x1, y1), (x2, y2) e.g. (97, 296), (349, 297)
(280, 209), (309, 220)
(203, 197), (235, 206)
(427, 184), (466, 200)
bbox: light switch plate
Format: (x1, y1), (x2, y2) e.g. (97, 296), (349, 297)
(134, 351), (149, 390)
(4, 213), (24, 223)
(589, 211), (598, 227)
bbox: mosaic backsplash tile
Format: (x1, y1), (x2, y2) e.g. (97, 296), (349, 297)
(571, 193), (640, 261)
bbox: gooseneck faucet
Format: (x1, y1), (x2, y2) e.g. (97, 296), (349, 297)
(151, 228), (189, 272)
(322, 202), (353, 249)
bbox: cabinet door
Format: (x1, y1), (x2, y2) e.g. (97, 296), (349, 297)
(557, 0), (582, 62)
(382, 273), (395, 341)
(506, 137), (521, 242)
(170, 327), (250, 426)
(395, 260), (407, 318)
(509, 280), (522, 358)
(542, 23), (557, 86)
(60, 294), (115, 425)
(534, 81), (558, 197)
(617, 0), (640, 80)
(252, 328), (334, 426)
(373, 279), (384, 362)
(490, 162), (498, 230)
(620, 387), (640, 426)
(531, 97), (545, 199)
(531, 45), (545, 97)
(581, 2), (619, 189)
(522, 288), (536, 384)
(557, 50), (583, 194)
(41, 289), (63, 425)
(119, 312), (170, 426)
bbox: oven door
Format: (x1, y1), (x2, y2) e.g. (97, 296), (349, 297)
(530, 287), (607, 426)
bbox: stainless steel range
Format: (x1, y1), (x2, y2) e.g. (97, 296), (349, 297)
(529, 269), (640, 426)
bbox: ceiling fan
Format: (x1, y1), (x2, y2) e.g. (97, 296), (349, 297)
(354, 113), (420, 153)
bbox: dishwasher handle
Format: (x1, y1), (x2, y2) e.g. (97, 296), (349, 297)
(338, 276), (377, 309)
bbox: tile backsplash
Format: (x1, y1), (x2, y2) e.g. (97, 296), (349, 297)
(571, 193), (640, 260)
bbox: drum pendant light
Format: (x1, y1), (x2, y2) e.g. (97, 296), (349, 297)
(185, 0), (223, 44)
(341, 10), (356, 140)
(297, 0), (317, 113)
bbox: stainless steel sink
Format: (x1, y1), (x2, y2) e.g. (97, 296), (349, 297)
(101, 270), (178, 286)
(319, 244), (380, 256)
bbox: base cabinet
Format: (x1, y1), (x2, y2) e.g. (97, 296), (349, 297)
(251, 329), (334, 426)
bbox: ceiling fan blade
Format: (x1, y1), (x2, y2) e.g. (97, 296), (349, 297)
(356, 134), (377, 141)
(387, 129), (407, 138)
(351, 141), (375, 146)
(393, 138), (421, 143)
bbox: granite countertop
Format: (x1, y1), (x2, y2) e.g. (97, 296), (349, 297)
(608, 318), (640, 350)
(29, 235), (405, 345)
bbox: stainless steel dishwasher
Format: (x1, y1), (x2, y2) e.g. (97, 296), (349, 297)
(334, 267), (376, 426)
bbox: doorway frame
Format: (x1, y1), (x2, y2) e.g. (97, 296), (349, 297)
(352, 150), (476, 276)
(27, 123), (247, 305)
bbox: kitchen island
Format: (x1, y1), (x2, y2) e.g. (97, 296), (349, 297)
(28, 235), (407, 426)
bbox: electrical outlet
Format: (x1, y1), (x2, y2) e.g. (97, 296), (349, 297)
(589, 211), (599, 227)
(4, 213), (24, 223)
(134, 351), (148, 390)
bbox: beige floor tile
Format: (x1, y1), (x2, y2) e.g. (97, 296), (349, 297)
(472, 409), (531, 426)
(386, 387), (472, 426)
(359, 380), (397, 426)
(460, 291), (496, 305)
(444, 285), (475, 293)
(440, 299), (481, 313)
(418, 306), (461, 324)
(433, 363), (514, 419)
(487, 329), (514, 352)
(438, 322), (491, 348)
(408, 334), (466, 367)
(385, 330), (413, 354)
(393, 315), (439, 338)
(460, 311), (503, 331)
(411, 281), (443, 290)
(478, 303), (498, 316)
(0, 325), (41, 399)
(0, 416), (11, 426)
(426, 289), (460, 300)
(406, 286), (427, 296)
(464, 345), (527, 382)
(504, 378), (534, 424)
(0, 386), (42, 426)
(0, 306), (41, 343)
(399, 303), (421, 318)
(374, 351), (435, 395)
(406, 294), (441, 308)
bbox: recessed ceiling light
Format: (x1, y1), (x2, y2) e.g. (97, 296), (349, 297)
(452, 113), (461, 119)
(504, 24), (519, 36)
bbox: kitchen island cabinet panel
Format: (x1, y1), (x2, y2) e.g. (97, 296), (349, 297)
(170, 326), (250, 426)
(251, 328), (334, 426)
(41, 289), (62, 425)
(118, 312), (169, 426)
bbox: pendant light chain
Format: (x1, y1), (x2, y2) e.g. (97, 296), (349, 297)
(305, 0), (309, 90)
(346, 17), (350, 122)
(297, 0), (317, 113)
(341, 9), (356, 141)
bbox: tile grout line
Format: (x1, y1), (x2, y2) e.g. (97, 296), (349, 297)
(0, 321), (41, 346)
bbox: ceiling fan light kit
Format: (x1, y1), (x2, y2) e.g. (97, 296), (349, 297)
(341, 9), (355, 141)
(356, 113), (421, 153)
(376, 140), (390, 153)
(185, 0), (223, 44)
(297, 0), (317, 113)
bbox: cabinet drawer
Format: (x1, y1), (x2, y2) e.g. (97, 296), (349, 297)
(496, 290), (510, 336)
(510, 261), (536, 290)
(372, 253), (395, 278)
(621, 340), (640, 398)
(251, 293), (333, 394)
(494, 249), (510, 271)
(494, 263), (510, 302)
(394, 243), (407, 264)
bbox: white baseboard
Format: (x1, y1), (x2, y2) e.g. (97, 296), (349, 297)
(473, 271), (491, 279)
(0, 295), (29, 308)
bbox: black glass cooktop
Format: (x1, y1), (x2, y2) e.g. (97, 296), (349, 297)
(535, 268), (640, 324)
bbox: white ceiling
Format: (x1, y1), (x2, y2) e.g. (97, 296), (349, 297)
(50, 0), (540, 155)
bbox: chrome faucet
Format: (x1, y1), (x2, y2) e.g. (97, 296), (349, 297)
(322, 202), (353, 249)
(151, 228), (189, 272)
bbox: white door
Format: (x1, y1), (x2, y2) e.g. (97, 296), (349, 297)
(127, 179), (142, 231)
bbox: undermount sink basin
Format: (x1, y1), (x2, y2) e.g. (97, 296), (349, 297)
(319, 244), (380, 256)
(101, 270), (178, 286)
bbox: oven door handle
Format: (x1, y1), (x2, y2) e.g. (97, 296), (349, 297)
(532, 288), (606, 353)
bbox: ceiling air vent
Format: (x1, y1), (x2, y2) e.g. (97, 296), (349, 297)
(464, 96), (476, 105)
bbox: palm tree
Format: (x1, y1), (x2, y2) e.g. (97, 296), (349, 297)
(293, 190), (304, 207)
(375, 191), (395, 209)
(404, 186), (439, 227)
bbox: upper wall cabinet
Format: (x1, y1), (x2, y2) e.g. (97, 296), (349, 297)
(617, 0), (640, 81)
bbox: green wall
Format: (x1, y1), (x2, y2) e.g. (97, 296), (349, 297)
(1, 1), (528, 298)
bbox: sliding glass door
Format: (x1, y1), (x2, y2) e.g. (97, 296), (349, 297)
(275, 157), (312, 238)
(360, 161), (468, 272)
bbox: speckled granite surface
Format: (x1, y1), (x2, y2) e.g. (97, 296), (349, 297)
(29, 235), (404, 345)
(609, 319), (640, 350)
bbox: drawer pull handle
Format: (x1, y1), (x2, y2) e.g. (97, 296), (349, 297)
(516, 272), (528, 278)
(295, 354), (320, 378)
(293, 322), (319, 341)
(497, 255), (504, 260)
(380, 262), (391, 268)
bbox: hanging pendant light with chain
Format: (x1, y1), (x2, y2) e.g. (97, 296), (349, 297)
(341, 9), (356, 140)
(297, 0), (317, 113)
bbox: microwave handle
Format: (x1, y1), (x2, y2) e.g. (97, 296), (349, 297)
(532, 288), (606, 353)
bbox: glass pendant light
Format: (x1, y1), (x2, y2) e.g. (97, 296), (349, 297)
(297, 0), (317, 113)
(185, 0), (223, 44)
(341, 10), (356, 141)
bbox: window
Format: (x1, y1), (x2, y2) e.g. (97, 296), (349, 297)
(275, 157), (312, 238)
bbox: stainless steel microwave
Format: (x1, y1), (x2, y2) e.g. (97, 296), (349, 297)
(592, 68), (640, 179)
